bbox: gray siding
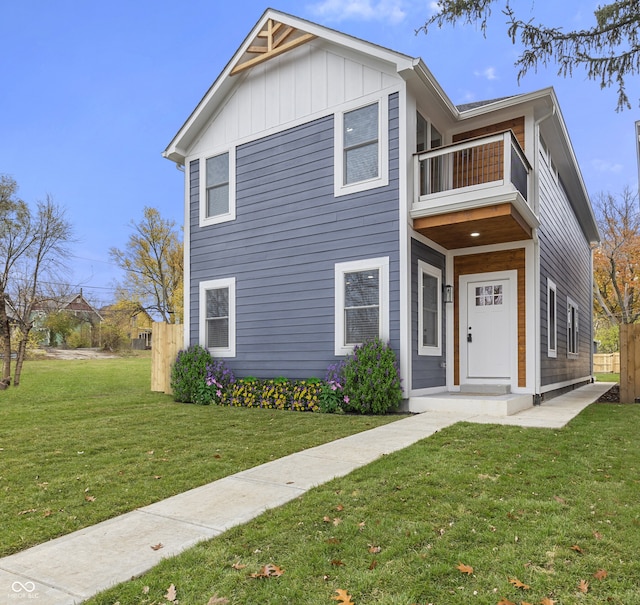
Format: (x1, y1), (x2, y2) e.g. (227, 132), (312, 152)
(188, 93), (401, 379)
(411, 238), (446, 389)
(538, 154), (592, 386)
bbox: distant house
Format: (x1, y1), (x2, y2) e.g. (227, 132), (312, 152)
(32, 291), (103, 347)
(163, 9), (599, 412)
(100, 302), (153, 349)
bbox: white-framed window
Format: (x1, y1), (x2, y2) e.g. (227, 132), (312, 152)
(334, 257), (389, 355)
(567, 296), (579, 358)
(334, 96), (389, 197)
(416, 111), (444, 195)
(418, 260), (442, 356)
(547, 278), (557, 358)
(199, 149), (236, 227)
(199, 277), (236, 357)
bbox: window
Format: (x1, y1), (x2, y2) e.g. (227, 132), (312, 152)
(335, 257), (389, 355)
(547, 279), (557, 358)
(567, 297), (579, 357)
(199, 278), (236, 356)
(334, 96), (388, 196)
(416, 111), (443, 195)
(418, 261), (442, 356)
(199, 149), (236, 226)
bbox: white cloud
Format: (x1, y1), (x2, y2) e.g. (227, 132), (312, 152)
(308, 0), (407, 24)
(428, 1), (441, 14)
(592, 159), (624, 174)
(473, 67), (498, 81)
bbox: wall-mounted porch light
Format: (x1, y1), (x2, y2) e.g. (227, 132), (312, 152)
(444, 284), (453, 304)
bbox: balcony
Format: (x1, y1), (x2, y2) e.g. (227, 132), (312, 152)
(411, 130), (537, 249)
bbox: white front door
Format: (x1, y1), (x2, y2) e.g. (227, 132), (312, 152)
(460, 271), (517, 384)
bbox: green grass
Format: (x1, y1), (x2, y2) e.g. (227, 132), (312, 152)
(0, 357), (400, 557)
(595, 372), (619, 383)
(86, 404), (640, 605)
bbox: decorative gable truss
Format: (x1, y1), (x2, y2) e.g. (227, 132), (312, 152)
(231, 18), (316, 76)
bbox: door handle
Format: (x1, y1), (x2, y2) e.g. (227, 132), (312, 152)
(467, 333), (472, 343)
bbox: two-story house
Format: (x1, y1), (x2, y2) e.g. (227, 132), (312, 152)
(163, 9), (599, 414)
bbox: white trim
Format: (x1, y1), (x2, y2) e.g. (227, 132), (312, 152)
(417, 260), (442, 356)
(334, 94), (389, 197)
(547, 278), (557, 358)
(199, 277), (236, 357)
(567, 295), (579, 358)
(199, 148), (236, 227)
(540, 375), (592, 394)
(183, 163), (191, 348)
(334, 257), (389, 356)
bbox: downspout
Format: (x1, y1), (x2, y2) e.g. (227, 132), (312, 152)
(533, 106), (555, 404)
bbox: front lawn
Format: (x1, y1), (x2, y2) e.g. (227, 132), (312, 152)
(87, 404), (640, 605)
(0, 357), (400, 557)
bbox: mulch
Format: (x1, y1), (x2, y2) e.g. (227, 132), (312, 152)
(596, 384), (620, 403)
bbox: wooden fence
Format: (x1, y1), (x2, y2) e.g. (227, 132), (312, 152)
(593, 353), (620, 374)
(620, 324), (640, 404)
(151, 322), (184, 394)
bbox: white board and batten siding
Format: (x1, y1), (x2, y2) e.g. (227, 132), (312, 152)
(187, 40), (402, 160)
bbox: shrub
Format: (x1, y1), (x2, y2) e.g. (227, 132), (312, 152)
(341, 339), (402, 414)
(319, 362), (347, 414)
(205, 359), (236, 405)
(170, 345), (213, 404)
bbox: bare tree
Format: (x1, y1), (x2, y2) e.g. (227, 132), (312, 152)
(0, 175), (74, 387)
(593, 187), (640, 329)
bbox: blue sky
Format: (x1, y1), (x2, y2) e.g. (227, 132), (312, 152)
(1, 1), (638, 307)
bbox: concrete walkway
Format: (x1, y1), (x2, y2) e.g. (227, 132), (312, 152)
(0, 382), (613, 604)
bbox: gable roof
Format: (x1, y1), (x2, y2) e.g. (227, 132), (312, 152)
(163, 8), (598, 244)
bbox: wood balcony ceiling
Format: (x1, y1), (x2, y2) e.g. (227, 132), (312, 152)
(413, 202), (532, 249)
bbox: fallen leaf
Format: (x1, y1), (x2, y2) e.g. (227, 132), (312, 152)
(508, 577), (530, 590)
(326, 538), (340, 545)
(332, 588), (355, 604)
(540, 598), (556, 605)
(147, 450), (154, 455)
(43, 509), (53, 518)
(154, 475), (162, 480)
(231, 561), (246, 570)
(331, 559), (345, 566)
(207, 595), (230, 605)
(150, 543), (164, 551)
(214, 454), (222, 459)
(593, 568), (608, 580)
(333, 517), (342, 526)
(578, 579), (589, 593)
(553, 495), (566, 504)
(570, 544), (583, 553)
(84, 495), (96, 502)
(497, 599), (516, 605)
(593, 530), (603, 540)
(18, 509), (37, 515)
(164, 583), (177, 603)
(456, 562), (473, 575)
(250, 564), (284, 578)
(323, 516), (332, 523)
(358, 521), (366, 530)
(142, 586), (150, 594)
(368, 544), (382, 554)
(368, 559), (378, 570)
(336, 504), (344, 511)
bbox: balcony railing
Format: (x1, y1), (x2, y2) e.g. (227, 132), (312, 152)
(414, 130), (530, 207)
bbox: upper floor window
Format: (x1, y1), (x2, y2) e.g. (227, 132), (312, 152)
(416, 111), (443, 194)
(199, 149), (236, 226)
(334, 96), (389, 197)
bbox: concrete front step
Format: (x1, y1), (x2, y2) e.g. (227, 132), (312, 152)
(409, 392), (532, 416)
(459, 383), (511, 395)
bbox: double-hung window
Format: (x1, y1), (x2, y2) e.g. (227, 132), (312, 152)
(335, 96), (388, 196)
(547, 279), (557, 358)
(418, 261), (442, 356)
(335, 258), (389, 355)
(567, 297), (579, 357)
(200, 149), (235, 226)
(199, 277), (236, 356)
